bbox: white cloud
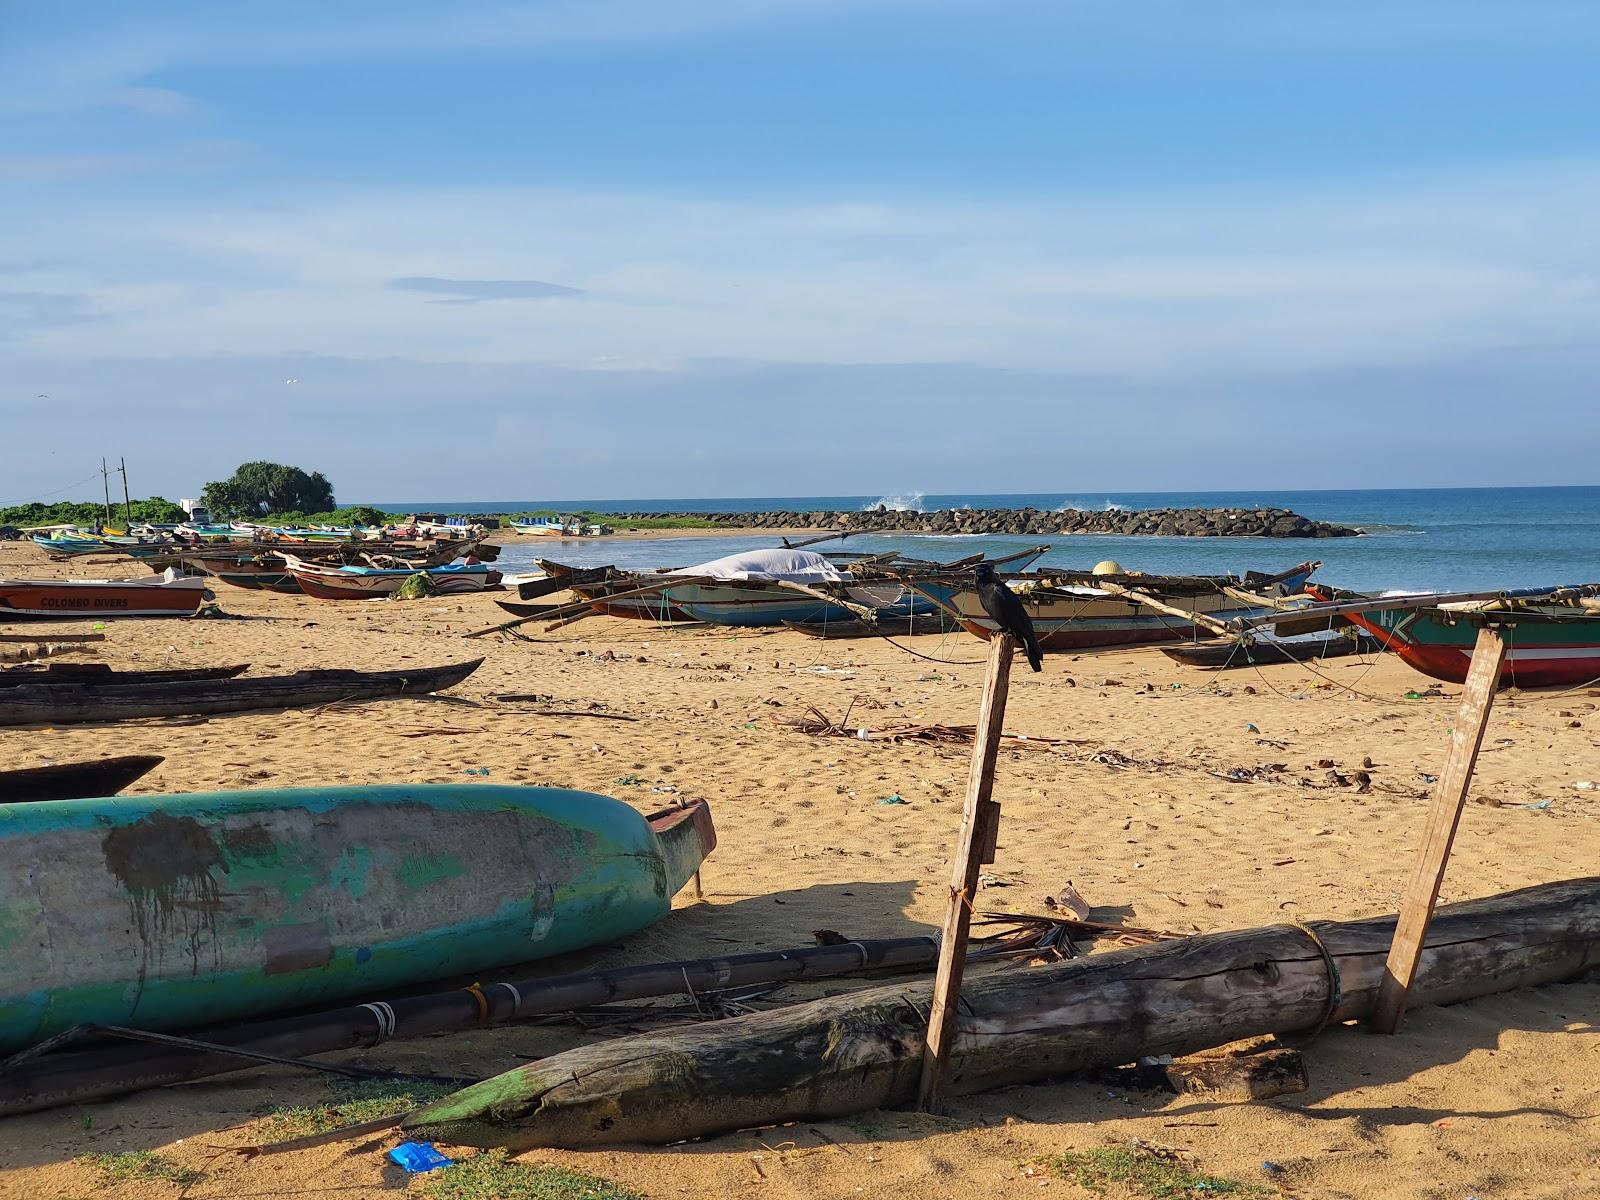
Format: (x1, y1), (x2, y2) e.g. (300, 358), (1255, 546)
(7, 159), (1599, 376)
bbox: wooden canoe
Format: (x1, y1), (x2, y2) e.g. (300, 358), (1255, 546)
(0, 663), (249, 689)
(0, 788), (715, 1051)
(909, 561), (1319, 652)
(0, 755), (164, 804)
(0, 659), (481, 726)
(494, 599), (564, 620)
(284, 557), (502, 599)
(781, 612), (962, 639)
(1160, 634), (1382, 669)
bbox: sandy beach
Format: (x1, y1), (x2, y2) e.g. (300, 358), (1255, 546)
(2, 540), (1596, 1200)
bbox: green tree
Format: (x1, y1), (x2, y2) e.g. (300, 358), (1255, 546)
(201, 462), (336, 518)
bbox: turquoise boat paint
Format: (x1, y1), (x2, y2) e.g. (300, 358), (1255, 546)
(0, 785), (714, 1051)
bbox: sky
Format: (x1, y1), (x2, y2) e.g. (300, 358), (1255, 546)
(3, 0), (1598, 504)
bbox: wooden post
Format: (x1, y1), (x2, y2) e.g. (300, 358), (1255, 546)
(917, 631), (1015, 1111)
(119, 457), (133, 530)
(1370, 624), (1508, 1034)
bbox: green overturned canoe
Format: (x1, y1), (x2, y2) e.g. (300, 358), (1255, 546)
(0, 785), (715, 1052)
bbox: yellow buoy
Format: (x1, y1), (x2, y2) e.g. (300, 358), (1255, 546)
(1091, 559), (1125, 576)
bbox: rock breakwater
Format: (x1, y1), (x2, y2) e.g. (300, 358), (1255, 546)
(611, 507), (1360, 538)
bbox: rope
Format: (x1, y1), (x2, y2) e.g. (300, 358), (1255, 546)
(359, 1001), (396, 1043)
(463, 982), (490, 1023)
(1285, 921), (1342, 1043)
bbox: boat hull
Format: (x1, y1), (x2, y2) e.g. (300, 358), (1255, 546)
(0, 756), (164, 804)
(912, 581), (1280, 650)
(0, 786), (715, 1051)
(0, 577), (208, 619)
(672, 582), (929, 627)
(1345, 607), (1600, 688)
(0, 659), (481, 725)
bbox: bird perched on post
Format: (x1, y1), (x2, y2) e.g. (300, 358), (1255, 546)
(973, 562), (1043, 671)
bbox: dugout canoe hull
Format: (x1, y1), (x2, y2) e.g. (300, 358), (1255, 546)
(0, 787), (715, 1051)
(1160, 634), (1382, 669)
(0, 659), (481, 726)
(0, 663), (248, 689)
(0, 755), (164, 804)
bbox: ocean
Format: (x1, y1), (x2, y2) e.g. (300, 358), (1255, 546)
(367, 487), (1600, 594)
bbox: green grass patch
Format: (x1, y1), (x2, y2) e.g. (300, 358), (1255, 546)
(424, 1151), (643, 1200)
(253, 1077), (455, 1141)
(80, 1150), (198, 1186)
(1036, 1146), (1269, 1199)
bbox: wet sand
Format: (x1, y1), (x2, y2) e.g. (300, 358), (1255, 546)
(1, 540), (1596, 1199)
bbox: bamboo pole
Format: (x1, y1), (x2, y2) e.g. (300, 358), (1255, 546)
(917, 632), (1014, 1112)
(463, 578), (708, 638)
(1370, 625), (1508, 1034)
(1226, 589), (1549, 635)
(1093, 581), (1237, 639)
(0, 935), (948, 1116)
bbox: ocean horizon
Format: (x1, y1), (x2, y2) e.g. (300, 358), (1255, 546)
(363, 486), (1600, 596)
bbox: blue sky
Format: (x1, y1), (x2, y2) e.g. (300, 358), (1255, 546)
(3, 1), (1598, 503)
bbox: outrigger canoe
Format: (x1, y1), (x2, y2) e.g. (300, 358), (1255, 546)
(910, 561), (1319, 652)
(0, 786), (715, 1051)
(283, 555), (502, 599)
(0, 573), (209, 619)
(1307, 584), (1600, 688)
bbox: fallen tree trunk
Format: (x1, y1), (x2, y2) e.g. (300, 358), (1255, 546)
(401, 878), (1600, 1150)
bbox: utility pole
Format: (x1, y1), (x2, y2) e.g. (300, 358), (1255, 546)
(100, 458), (112, 529)
(118, 457), (133, 529)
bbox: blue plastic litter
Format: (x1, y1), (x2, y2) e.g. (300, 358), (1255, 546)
(878, 793), (907, 805)
(388, 1142), (453, 1173)
(462, 767), (490, 776)
(1245, 722), (1260, 733)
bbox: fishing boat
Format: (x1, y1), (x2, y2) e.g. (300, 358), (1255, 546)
(0, 658), (481, 725)
(1305, 584), (1600, 687)
(781, 611), (963, 639)
(0, 663), (248, 688)
(29, 533), (112, 557)
(283, 555), (502, 599)
(0, 572), (210, 619)
(909, 560), (1319, 652)
(0, 786), (715, 1051)
(1160, 632), (1382, 669)
(553, 547), (1051, 628)
(0, 755), (163, 804)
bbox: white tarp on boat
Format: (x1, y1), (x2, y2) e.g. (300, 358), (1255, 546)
(671, 549), (845, 584)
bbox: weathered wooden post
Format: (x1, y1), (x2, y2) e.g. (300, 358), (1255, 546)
(1371, 623), (1508, 1034)
(917, 631), (1016, 1111)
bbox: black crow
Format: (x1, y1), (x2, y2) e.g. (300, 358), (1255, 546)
(973, 562), (1043, 671)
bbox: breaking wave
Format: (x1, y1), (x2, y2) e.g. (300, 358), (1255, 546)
(1055, 499), (1130, 513)
(863, 491), (926, 513)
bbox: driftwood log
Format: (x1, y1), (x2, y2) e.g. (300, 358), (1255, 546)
(401, 878), (1600, 1149)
